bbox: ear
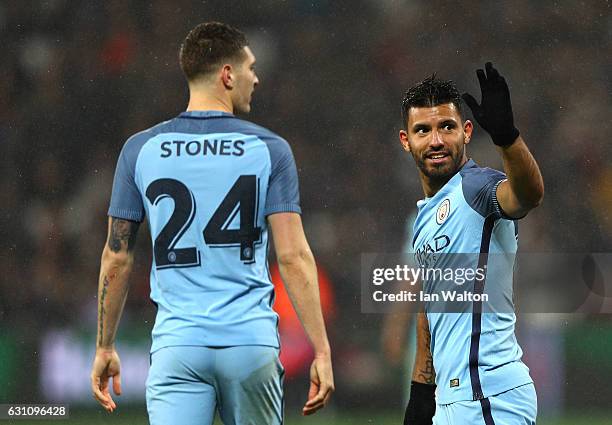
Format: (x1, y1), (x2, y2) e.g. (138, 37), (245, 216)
(463, 120), (473, 145)
(221, 64), (234, 89)
(399, 129), (411, 152)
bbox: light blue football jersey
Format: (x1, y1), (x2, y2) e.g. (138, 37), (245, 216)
(108, 110), (301, 353)
(412, 159), (532, 404)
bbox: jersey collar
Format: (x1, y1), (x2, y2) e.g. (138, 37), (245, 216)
(416, 158), (477, 208)
(178, 110), (235, 119)
(462, 158), (477, 170)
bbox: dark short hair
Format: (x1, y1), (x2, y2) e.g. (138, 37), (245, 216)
(401, 74), (463, 125)
(179, 22), (248, 81)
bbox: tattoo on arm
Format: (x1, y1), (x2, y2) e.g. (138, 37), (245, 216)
(108, 218), (140, 253)
(97, 276), (110, 347)
(416, 315), (435, 384)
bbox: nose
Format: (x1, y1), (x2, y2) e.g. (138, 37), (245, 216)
(430, 129), (444, 147)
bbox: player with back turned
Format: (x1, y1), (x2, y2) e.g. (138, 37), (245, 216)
(89, 22), (334, 425)
(399, 63), (544, 424)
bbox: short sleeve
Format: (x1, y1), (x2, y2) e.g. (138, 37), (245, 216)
(108, 138), (145, 222)
(264, 138), (301, 216)
(460, 167), (509, 219)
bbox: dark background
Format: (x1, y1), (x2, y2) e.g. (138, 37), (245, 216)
(1, 1), (611, 423)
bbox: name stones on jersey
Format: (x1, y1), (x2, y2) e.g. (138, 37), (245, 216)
(436, 198), (451, 225)
(160, 139), (245, 158)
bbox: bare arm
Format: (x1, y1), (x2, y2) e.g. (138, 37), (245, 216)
(268, 212), (334, 415)
(412, 312), (435, 384)
(496, 136), (544, 218)
(403, 311), (436, 423)
(97, 217), (138, 348)
(91, 217), (140, 412)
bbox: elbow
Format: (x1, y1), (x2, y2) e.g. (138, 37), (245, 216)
(519, 181), (544, 211)
(528, 183), (545, 209)
(516, 197), (542, 217)
(533, 193), (544, 208)
(523, 194), (543, 211)
(276, 247), (313, 268)
(101, 246), (134, 269)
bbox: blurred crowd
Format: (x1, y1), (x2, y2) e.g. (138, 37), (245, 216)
(2, 0), (611, 359)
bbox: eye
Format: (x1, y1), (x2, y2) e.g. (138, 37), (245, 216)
(441, 123), (456, 131)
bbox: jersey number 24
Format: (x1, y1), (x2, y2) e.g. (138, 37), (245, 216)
(145, 175), (262, 269)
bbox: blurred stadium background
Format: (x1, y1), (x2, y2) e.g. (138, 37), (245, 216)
(2, 1), (611, 424)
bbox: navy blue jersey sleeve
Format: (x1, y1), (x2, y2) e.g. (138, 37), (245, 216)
(460, 166), (509, 219)
(108, 136), (146, 222)
(263, 137), (301, 216)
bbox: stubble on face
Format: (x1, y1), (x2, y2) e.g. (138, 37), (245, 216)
(404, 103), (470, 192)
(411, 138), (466, 181)
(232, 47), (257, 114)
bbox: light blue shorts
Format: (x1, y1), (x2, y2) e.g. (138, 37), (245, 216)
(146, 345), (284, 425)
(433, 383), (537, 425)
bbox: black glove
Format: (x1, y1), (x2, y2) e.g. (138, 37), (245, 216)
(462, 62), (520, 147)
(403, 381), (436, 425)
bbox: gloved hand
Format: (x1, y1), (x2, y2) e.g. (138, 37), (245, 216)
(403, 381), (436, 425)
(462, 62), (520, 147)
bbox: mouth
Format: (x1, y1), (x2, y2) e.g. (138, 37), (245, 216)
(425, 152), (450, 165)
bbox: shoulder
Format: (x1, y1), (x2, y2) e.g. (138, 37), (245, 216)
(120, 119), (174, 159)
(460, 162), (506, 184)
(459, 161), (506, 193)
(459, 160), (507, 217)
(229, 117), (288, 145)
(230, 118), (293, 160)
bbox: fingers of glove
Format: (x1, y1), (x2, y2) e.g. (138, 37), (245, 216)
(461, 93), (480, 114)
(485, 62), (500, 80)
(476, 68), (487, 89)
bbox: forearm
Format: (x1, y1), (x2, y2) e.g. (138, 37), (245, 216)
(412, 312), (435, 384)
(277, 250), (330, 356)
(96, 249), (133, 349)
(498, 136), (544, 209)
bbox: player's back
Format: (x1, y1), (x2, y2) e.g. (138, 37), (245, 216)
(108, 110), (301, 353)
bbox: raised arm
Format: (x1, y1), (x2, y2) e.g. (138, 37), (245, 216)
(462, 62), (544, 218)
(403, 312), (436, 425)
(90, 217), (140, 413)
(495, 137), (544, 218)
(268, 212), (334, 416)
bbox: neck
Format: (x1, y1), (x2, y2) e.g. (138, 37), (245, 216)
(186, 85), (233, 113)
(421, 174), (451, 198)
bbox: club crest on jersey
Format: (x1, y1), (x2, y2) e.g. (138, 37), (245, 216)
(436, 199), (451, 225)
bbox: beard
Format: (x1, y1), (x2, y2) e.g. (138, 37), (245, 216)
(412, 144), (465, 181)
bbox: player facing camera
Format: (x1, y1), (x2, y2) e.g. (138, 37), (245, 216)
(399, 64), (543, 425)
